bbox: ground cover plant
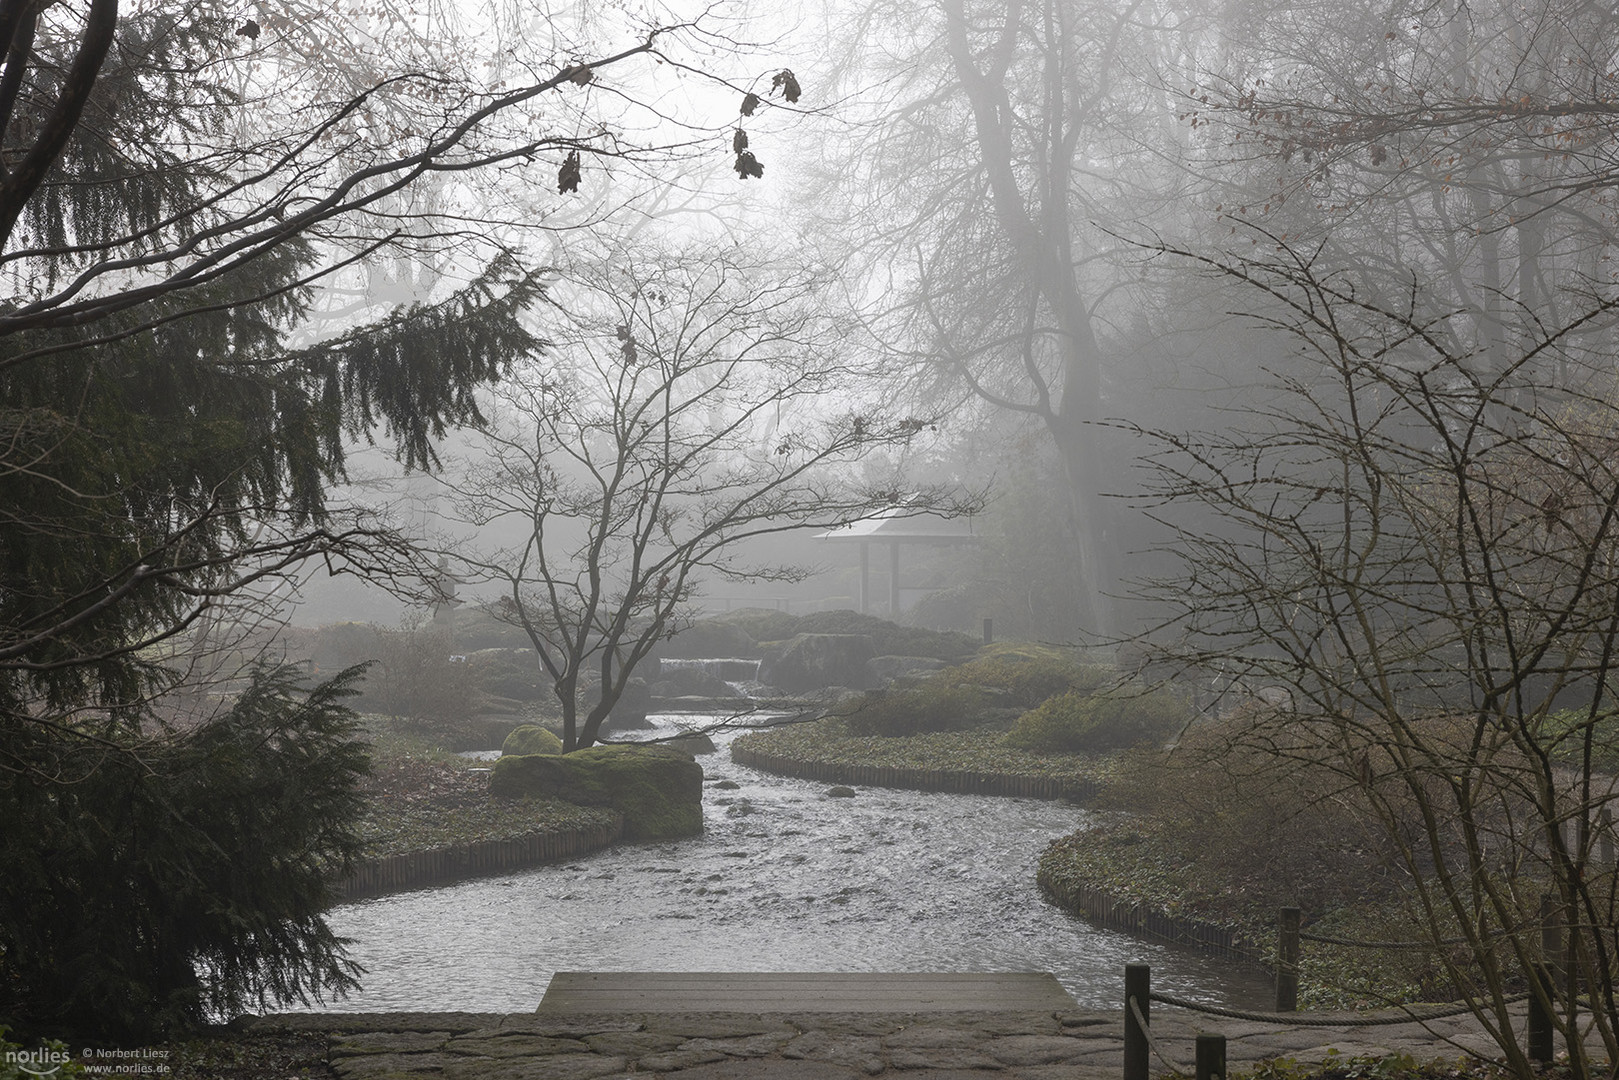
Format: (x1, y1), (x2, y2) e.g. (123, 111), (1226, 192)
(358, 731), (611, 858)
(1039, 712), (1543, 1009)
(735, 719), (1114, 786)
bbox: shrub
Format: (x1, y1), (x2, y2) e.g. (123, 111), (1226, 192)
(838, 681), (995, 737)
(1003, 687), (1185, 752)
(936, 645), (1113, 707)
(502, 724), (563, 756)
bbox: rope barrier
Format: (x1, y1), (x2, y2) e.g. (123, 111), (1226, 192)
(1298, 931), (1461, 949)
(1299, 928), (1519, 949)
(1149, 990), (1528, 1027)
(1130, 994), (1192, 1075)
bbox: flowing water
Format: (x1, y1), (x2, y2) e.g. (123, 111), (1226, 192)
(317, 714), (1273, 1012)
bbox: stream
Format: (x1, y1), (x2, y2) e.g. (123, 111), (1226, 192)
(316, 714), (1274, 1012)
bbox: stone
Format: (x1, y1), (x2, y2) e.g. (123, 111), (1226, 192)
(865, 655), (947, 684)
(678, 1033), (794, 1058)
(782, 1031), (885, 1075)
(490, 743), (703, 840)
(601, 677), (652, 732)
(581, 1031), (685, 1056)
(442, 1055), (630, 1080)
(655, 1061), (863, 1080)
(657, 621), (762, 660)
(758, 634), (878, 693)
(332, 1051), (464, 1077)
(444, 1035), (591, 1057)
(825, 786), (857, 798)
(502, 725), (564, 756)
(885, 1047), (1006, 1070)
(981, 1035), (1091, 1066)
(644, 1018), (797, 1039)
(709, 779), (741, 790)
(636, 1049), (730, 1071)
(882, 1026), (985, 1050)
(329, 1032), (451, 1057)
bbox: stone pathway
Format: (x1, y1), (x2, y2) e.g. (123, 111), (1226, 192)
(247, 1002), (1594, 1079)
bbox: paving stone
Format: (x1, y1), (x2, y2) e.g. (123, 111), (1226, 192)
(886, 1047), (1006, 1070)
(330, 1032), (452, 1057)
(679, 1033), (795, 1058)
(981, 1034), (1092, 1066)
(645, 1016), (799, 1039)
(779, 1014), (908, 1036)
(444, 1034), (592, 1057)
(782, 1031), (885, 1074)
(659, 1060), (866, 1079)
(332, 1051), (463, 1077)
(883, 1026), (987, 1050)
(972, 1014), (1063, 1036)
(581, 1031), (685, 1056)
(1004, 1066), (1123, 1080)
(637, 1048), (731, 1071)
(261, 1013), (498, 1034)
(491, 1018), (647, 1037)
(442, 1054), (630, 1080)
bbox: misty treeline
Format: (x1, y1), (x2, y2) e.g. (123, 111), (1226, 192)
(808, 0), (1619, 1073)
(0, 0), (1617, 1062)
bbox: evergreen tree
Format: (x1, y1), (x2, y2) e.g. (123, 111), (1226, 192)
(0, 0), (746, 1035)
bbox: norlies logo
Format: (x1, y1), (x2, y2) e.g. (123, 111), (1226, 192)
(4, 1046), (72, 1076)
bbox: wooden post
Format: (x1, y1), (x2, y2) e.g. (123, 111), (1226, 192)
(1124, 963), (1150, 1080)
(1528, 962), (1554, 1063)
(1195, 1034), (1227, 1080)
(1276, 907), (1301, 1012)
(1540, 893), (1564, 984)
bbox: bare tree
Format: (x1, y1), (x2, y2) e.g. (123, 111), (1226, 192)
(446, 245), (973, 751)
(1137, 237), (1619, 1079)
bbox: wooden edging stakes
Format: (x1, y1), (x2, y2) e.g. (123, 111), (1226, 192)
(1195, 1033), (1227, 1080)
(1124, 963), (1150, 1080)
(1276, 906), (1301, 1013)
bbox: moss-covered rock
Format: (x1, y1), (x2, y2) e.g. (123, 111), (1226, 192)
(759, 633), (878, 692)
(490, 744), (703, 840)
(502, 724), (563, 756)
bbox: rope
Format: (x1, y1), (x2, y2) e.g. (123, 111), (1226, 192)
(1148, 990), (1528, 1027)
(1299, 932), (1461, 950)
(1130, 994), (1192, 1075)
(1299, 928), (1518, 950)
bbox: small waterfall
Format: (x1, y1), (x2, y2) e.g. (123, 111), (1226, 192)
(658, 657), (763, 682)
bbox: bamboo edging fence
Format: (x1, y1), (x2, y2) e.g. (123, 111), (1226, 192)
(729, 743), (1097, 802)
(333, 816), (624, 903)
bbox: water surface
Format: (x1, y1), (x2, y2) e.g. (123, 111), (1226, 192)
(322, 716), (1272, 1012)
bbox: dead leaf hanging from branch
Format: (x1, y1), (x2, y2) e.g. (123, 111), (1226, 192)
(734, 150), (763, 179)
(558, 151), (581, 194)
(771, 69), (801, 103)
(740, 92), (760, 116)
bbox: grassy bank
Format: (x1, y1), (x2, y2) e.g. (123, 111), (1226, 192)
(358, 732), (614, 859)
(1039, 743), (1481, 1009)
(733, 717), (1115, 789)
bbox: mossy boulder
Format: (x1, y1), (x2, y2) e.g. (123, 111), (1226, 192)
(759, 633), (878, 692)
(659, 620), (763, 659)
(502, 724), (563, 756)
(490, 744), (703, 840)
